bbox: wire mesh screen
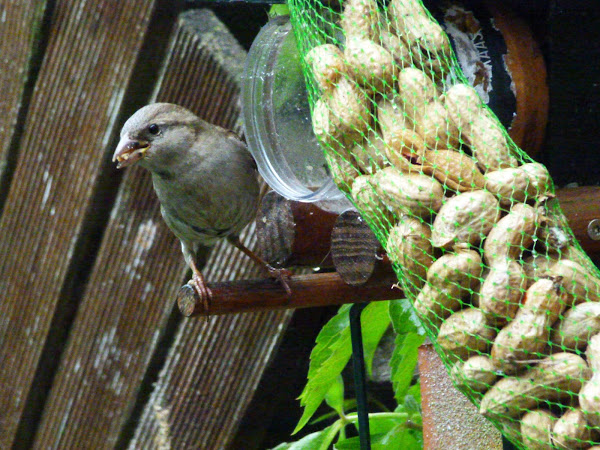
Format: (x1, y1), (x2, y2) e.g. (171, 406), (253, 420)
(288, 0), (600, 447)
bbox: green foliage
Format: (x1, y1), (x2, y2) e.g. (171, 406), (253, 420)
(389, 300), (426, 403)
(277, 300), (424, 449)
(294, 302), (390, 434)
(268, 4), (290, 17)
(325, 375), (346, 417)
(272, 424), (341, 450)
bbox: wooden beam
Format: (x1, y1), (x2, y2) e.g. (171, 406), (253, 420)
(256, 190), (338, 268)
(555, 186), (600, 257)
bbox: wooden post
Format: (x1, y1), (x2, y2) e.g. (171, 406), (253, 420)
(331, 210), (381, 286)
(256, 190), (339, 268)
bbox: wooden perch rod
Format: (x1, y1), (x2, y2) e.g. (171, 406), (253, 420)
(177, 267), (400, 317)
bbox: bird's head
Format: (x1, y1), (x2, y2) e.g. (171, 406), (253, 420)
(113, 103), (199, 170)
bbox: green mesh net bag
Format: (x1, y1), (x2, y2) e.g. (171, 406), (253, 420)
(287, 0), (600, 447)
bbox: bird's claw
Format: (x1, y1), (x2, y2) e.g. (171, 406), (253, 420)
(189, 273), (213, 316)
(266, 265), (292, 297)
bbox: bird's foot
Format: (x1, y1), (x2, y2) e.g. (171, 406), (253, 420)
(265, 265), (292, 297)
(226, 235), (292, 297)
(189, 271), (213, 316)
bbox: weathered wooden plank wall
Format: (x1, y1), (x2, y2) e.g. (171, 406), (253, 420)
(0, 1), (157, 447)
(0, 3), (290, 449)
(0, 2), (47, 192)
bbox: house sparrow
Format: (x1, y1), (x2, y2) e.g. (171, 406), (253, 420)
(113, 103), (290, 312)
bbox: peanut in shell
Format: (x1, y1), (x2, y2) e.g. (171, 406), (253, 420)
(414, 246), (482, 328)
(549, 259), (600, 306)
(421, 149), (485, 192)
(324, 150), (361, 194)
(378, 30), (411, 68)
(341, 0), (380, 41)
(483, 203), (544, 266)
(345, 36), (397, 93)
(437, 308), (496, 363)
(478, 260), (526, 326)
(305, 44), (347, 92)
(431, 190), (500, 248)
(451, 355), (498, 394)
(444, 83), (483, 128)
(387, 216), (434, 295)
(483, 162), (552, 207)
(578, 334), (600, 428)
(397, 67), (437, 125)
(521, 409), (557, 450)
(551, 302), (600, 352)
(522, 252), (560, 287)
(377, 94), (410, 140)
(491, 277), (568, 371)
(465, 109), (518, 172)
(480, 352), (591, 419)
(553, 408), (596, 449)
(312, 78), (370, 149)
(419, 100), (460, 151)
(345, 131), (388, 175)
(351, 174), (393, 230)
(372, 167), (443, 219)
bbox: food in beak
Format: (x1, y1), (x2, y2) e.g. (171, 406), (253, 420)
(113, 138), (149, 168)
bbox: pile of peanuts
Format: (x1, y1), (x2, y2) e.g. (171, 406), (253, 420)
(304, 0), (600, 447)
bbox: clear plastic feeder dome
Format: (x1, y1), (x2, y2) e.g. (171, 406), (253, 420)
(242, 15), (346, 204)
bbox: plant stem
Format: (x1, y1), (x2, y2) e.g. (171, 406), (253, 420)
(344, 411), (410, 422)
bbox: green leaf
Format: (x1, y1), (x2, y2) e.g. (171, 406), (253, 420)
(294, 302), (390, 434)
(311, 399), (357, 425)
(407, 382), (422, 405)
(325, 374), (345, 416)
(360, 301), (391, 376)
(389, 299), (424, 336)
(403, 392), (421, 416)
(333, 413), (420, 450)
(294, 305), (353, 434)
(334, 428), (420, 450)
(307, 304), (351, 379)
(388, 299), (425, 404)
(269, 4), (290, 17)
(378, 425), (421, 450)
(390, 331), (425, 403)
(366, 417), (401, 435)
(334, 435), (365, 449)
(271, 424), (339, 450)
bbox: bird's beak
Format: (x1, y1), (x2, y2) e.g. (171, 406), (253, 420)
(113, 137), (150, 169)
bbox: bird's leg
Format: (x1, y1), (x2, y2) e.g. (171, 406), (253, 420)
(188, 258), (212, 314)
(181, 242), (212, 314)
(227, 235), (292, 296)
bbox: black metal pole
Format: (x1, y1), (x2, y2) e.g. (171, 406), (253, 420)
(350, 302), (371, 450)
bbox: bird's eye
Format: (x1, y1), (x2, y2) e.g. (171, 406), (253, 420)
(148, 123), (160, 135)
